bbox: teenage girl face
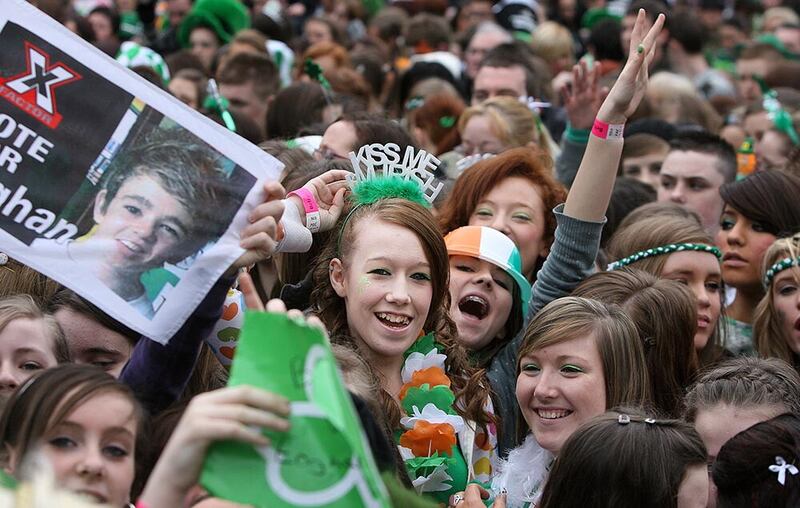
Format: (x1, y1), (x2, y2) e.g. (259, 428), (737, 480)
(660, 250), (723, 351)
(716, 206), (777, 290)
(29, 390), (137, 506)
(330, 219), (433, 361)
(448, 256), (513, 351)
(469, 177), (549, 279)
(0, 318), (58, 398)
(460, 115), (509, 156)
(770, 267), (800, 354)
(516, 333), (607, 454)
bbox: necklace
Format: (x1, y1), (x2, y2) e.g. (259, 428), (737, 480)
(396, 333), (468, 502)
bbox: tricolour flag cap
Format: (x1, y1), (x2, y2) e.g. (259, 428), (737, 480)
(444, 226), (532, 318)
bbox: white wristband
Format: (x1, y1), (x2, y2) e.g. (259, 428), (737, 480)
(306, 211), (321, 233)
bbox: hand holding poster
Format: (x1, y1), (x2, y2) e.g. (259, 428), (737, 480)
(0, 0), (281, 342)
(201, 311), (391, 508)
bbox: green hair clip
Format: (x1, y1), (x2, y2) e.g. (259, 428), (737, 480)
(304, 59), (335, 106)
(304, 59), (332, 91)
(439, 115), (456, 128)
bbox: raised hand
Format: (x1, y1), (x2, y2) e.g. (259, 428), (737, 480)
(139, 385), (290, 506)
(597, 9), (666, 124)
(232, 180), (286, 271)
(288, 169), (351, 233)
(561, 61), (609, 130)
(238, 271), (328, 336)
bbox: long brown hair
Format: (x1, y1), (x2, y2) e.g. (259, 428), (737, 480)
(573, 269), (699, 417)
(754, 234), (800, 365)
(607, 214), (726, 367)
(437, 147), (566, 278)
(310, 198), (493, 430)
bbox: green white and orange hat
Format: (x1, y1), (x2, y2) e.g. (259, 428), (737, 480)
(444, 226), (532, 318)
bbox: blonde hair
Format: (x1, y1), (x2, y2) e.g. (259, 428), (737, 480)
(531, 22), (574, 68)
(646, 72), (722, 132)
(754, 234), (800, 364)
(764, 7), (800, 31)
(0, 295), (69, 364)
(458, 96), (559, 158)
(517, 297), (652, 411)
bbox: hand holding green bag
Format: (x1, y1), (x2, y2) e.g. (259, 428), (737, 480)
(199, 301), (391, 507)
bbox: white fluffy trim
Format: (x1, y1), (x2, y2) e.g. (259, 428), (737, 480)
(490, 434), (553, 508)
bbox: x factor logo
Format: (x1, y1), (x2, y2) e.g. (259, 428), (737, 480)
(0, 41), (81, 128)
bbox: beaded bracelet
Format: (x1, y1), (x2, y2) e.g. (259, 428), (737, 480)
(607, 243), (722, 271)
(764, 256), (800, 288)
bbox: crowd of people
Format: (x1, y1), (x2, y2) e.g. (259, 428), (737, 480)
(4, 0), (800, 505)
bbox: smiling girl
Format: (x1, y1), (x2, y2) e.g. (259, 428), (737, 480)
(489, 297), (650, 507)
(716, 171), (800, 355)
(438, 148), (566, 283)
(310, 187), (495, 502)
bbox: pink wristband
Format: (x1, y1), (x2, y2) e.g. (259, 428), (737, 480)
(287, 188), (321, 233)
(591, 118), (625, 139)
(135, 501), (149, 508)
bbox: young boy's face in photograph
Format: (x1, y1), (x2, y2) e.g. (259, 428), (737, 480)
(92, 171), (193, 271)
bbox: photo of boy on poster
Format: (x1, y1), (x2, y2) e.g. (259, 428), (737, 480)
(33, 121), (252, 319)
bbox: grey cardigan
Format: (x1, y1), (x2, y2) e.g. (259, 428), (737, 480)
(488, 204), (604, 456)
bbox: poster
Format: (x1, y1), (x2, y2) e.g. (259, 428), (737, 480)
(201, 312), (391, 508)
(0, 0), (282, 343)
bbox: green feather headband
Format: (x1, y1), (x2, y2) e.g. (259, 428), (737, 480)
(337, 177), (431, 255)
(349, 176), (431, 209)
(764, 256), (800, 288)
(607, 243), (722, 271)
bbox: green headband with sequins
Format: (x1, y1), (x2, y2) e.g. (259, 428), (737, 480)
(607, 243), (722, 271)
(764, 256), (800, 288)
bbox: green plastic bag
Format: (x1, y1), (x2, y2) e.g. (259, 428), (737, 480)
(201, 311), (391, 507)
